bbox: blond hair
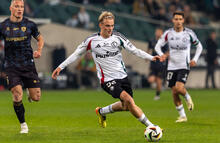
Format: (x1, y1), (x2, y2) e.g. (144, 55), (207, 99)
(11, 0), (24, 6)
(98, 11), (115, 23)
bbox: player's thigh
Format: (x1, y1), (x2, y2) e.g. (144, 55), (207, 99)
(166, 70), (177, 88)
(101, 79), (122, 98)
(28, 88), (41, 101)
(148, 75), (156, 83)
(11, 85), (23, 102)
(5, 68), (23, 90)
(176, 69), (190, 84)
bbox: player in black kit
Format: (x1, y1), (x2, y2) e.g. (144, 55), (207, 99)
(147, 28), (168, 100)
(0, 0), (44, 133)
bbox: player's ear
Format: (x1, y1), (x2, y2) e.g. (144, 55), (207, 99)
(99, 22), (102, 29)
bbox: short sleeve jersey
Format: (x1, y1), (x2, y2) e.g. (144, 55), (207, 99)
(158, 27), (199, 70)
(0, 17), (40, 68)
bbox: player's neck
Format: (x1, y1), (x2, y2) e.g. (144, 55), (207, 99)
(10, 15), (23, 23)
(100, 32), (110, 39)
(174, 27), (184, 32)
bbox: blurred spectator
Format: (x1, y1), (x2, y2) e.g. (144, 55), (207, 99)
(144, 0), (159, 17)
(205, 31), (218, 88)
(132, 0), (148, 16)
(183, 5), (196, 25)
(78, 6), (90, 29)
(153, 7), (168, 21)
(76, 52), (98, 89)
(24, 0), (34, 17)
(105, 0), (121, 5)
(167, 4), (176, 22)
(45, 0), (61, 5)
(66, 14), (79, 28)
(170, 0), (184, 10)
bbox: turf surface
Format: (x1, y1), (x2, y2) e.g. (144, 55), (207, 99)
(0, 89), (219, 143)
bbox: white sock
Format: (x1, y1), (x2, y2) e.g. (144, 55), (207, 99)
(184, 92), (191, 101)
(138, 114), (153, 127)
(176, 104), (186, 117)
(100, 105), (114, 115)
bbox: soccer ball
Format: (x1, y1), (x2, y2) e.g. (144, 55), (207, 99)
(144, 125), (163, 142)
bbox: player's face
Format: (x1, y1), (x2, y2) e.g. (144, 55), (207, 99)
(172, 15), (184, 29)
(99, 18), (114, 38)
(155, 29), (163, 39)
(10, 0), (24, 19)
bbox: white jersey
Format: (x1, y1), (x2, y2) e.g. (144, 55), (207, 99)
(155, 27), (203, 70)
(59, 32), (154, 83)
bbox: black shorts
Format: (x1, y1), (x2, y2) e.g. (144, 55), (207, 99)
(101, 77), (133, 99)
(166, 69), (190, 88)
(5, 65), (40, 90)
(149, 65), (165, 78)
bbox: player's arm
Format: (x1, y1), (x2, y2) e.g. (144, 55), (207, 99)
(155, 32), (168, 62)
(189, 31), (203, 67)
(52, 42), (87, 79)
(190, 42), (203, 67)
(120, 37), (160, 61)
(33, 34), (44, 58)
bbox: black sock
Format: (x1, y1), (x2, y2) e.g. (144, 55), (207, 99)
(156, 91), (160, 96)
(13, 101), (25, 123)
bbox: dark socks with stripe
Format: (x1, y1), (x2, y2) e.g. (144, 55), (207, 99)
(156, 91), (160, 96)
(13, 101), (25, 123)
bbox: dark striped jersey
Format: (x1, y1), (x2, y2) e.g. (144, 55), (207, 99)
(0, 17), (40, 68)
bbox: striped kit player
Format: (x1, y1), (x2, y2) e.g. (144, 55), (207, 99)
(52, 11), (162, 130)
(155, 11), (203, 122)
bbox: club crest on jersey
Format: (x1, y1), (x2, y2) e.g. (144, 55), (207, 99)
(6, 27), (10, 31)
(182, 37), (187, 43)
(21, 27), (26, 32)
(111, 41), (118, 48)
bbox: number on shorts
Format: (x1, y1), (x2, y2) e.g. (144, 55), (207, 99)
(106, 80), (116, 88)
(167, 72), (173, 80)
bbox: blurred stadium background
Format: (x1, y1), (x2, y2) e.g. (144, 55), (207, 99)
(0, 0), (220, 90)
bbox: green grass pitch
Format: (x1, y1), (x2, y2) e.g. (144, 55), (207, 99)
(0, 89), (219, 143)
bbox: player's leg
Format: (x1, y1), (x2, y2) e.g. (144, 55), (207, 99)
(175, 70), (194, 111)
(11, 85), (28, 133)
(175, 82), (194, 111)
(154, 76), (162, 100)
(120, 91), (153, 127)
(95, 101), (124, 128)
(171, 86), (187, 122)
(27, 88), (41, 102)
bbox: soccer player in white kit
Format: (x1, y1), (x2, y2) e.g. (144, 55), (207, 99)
(52, 11), (161, 128)
(155, 11), (203, 122)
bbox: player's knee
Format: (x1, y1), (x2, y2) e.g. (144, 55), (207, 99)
(11, 89), (22, 101)
(31, 93), (41, 102)
(175, 85), (183, 93)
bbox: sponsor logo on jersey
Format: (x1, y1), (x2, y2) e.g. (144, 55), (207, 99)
(13, 27), (19, 31)
(96, 51), (119, 58)
(170, 46), (187, 50)
(95, 44), (101, 48)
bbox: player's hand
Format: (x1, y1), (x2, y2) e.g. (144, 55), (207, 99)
(160, 54), (167, 62)
(33, 50), (41, 58)
(190, 60), (196, 67)
(52, 67), (61, 79)
(152, 55), (161, 62)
